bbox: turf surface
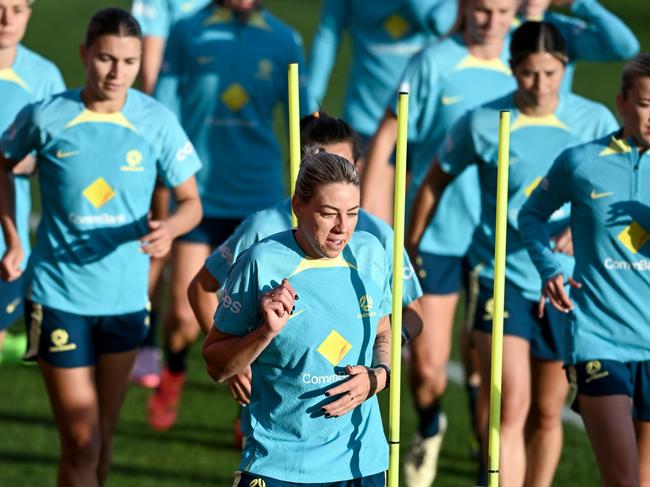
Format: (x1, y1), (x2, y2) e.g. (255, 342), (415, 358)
(1, 0), (648, 485)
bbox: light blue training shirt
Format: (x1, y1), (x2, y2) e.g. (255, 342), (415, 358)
(215, 229), (391, 482)
(0, 89), (201, 315)
(519, 132), (650, 363)
(439, 92), (617, 301)
(131, 0), (212, 37)
(155, 4), (314, 218)
(0, 44), (65, 267)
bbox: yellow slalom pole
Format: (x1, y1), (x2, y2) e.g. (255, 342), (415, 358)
(388, 91), (409, 487)
(488, 111), (511, 487)
(288, 63), (300, 227)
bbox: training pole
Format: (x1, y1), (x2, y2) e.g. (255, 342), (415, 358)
(388, 91), (409, 487)
(488, 111), (511, 487)
(288, 63), (300, 227)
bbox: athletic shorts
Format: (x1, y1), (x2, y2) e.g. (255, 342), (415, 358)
(415, 252), (469, 295)
(568, 359), (650, 421)
(0, 275), (24, 331)
(24, 302), (149, 368)
(233, 471), (385, 487)
(177, 217), (242, 247)
(473, 278), (566, 361)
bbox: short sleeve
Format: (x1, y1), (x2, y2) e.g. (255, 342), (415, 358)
(0, 103), (40, 163)
(132, 0), (171, 38)
(156, 111), (202, 187)
(154, 21), (185, 116)
(402, 250), (423, 304)
(438, 111), (476, 176)
(213, 248), (262, 335)
(378, 249), (393, 318)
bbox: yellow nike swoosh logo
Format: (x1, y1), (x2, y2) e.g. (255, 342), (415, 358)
(590, 190), (614, 200)
(56, 150), (79, 159)
(6, 298), (21, 314)
(288, 308), (306, 320)
(441, 95), (463, 106)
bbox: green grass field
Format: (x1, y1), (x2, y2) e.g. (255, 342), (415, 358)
(1, 1), (648, 485)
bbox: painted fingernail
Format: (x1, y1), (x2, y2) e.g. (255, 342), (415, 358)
(325, 413), (331, 418)
(295, 294), (299, 300)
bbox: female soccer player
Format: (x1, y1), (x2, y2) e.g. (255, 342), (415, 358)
(361, 1), (519, 484)
(307, 0), (455, 147)
(0, 0), (64, 363)
(149, 0), (313, 432)
(188, 112), (422, 401)
(408, 21), (617, 485)
(203, 147), (391, 486)
(519, 53), (650, 487)
(0, 8), (201, 486)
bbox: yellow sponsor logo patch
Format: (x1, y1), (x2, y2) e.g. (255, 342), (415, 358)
(524, 176), (543, 197)
(317, 330), (352, 366)
(383, 13), (409, 39)
(121, 149), (144, 172)
(482, 297), (509, 321)
(221, 83), (249, 112)
(585, 360), (609, 383)
(49, 329), (77, 353)
(82, 177), (116, 209)
(617, 221), (650, 254)
(5, 298), (21, 314)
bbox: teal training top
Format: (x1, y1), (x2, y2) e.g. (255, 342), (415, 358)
(206, 198), (422, 305)
(131, 0), (211, 37)
(440, 92), (616, 301)
(0, 44), (65, 267)
(307, 0), (455, 137)
(519, 132), (650, 363)
(0, 89), (201, 315)
(215, 229), (390, 482)
(156, 5), (314, 218)
(396, 34), (516, 257)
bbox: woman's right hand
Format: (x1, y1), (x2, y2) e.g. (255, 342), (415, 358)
(0, 243), (23, 282)
(260, 278), (297, 335)
(538, 273), (581, 318)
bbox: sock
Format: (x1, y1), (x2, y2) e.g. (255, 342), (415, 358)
(166, 345), (188, 373)
(417, 401), (441, 438)
(142, 310), (159, 347)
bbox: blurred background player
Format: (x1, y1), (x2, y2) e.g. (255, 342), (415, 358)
(128, 0), (211, 391)
(0, 8), (202, 485)
(519, 52), (650, 487)
(148, 0), (314, 432)
(362, 1), (519, 484)
(307, 0), (456, 162)
(408, 21), (617, 486)
(0, 0), (64, 364)
(203, 147), (392, 486)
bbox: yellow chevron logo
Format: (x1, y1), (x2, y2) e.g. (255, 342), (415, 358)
(317, 329), (352, 366)
(617, 221), (650, 254)
(82, 177), (116, 209)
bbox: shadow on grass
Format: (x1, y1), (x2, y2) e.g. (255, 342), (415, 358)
(0, 410), (54, 429)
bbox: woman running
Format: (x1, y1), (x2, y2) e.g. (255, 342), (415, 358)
(203, 147), (391, 486)
(519, 52), (650, 487)
(0, 8), (201, 486)
(408, 21), (617, 485)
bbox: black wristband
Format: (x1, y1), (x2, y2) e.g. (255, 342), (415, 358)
(374, 364), (391, 389)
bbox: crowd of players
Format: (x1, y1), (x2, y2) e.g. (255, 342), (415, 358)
(0, 0), (648, 486)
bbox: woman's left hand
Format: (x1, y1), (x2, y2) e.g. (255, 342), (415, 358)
(321, 365), (387, 418)
(140, 220), (173, 258)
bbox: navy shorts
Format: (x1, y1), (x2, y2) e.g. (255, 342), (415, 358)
(177, 216), (242, 247)
(0, 275), (24, 331)
(415, 252), (469, 295)
(24, 302), (149, 368)
(233, 471), (385, 487)
(568, 359), (650, 421)
(473, 278), (566, 361)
